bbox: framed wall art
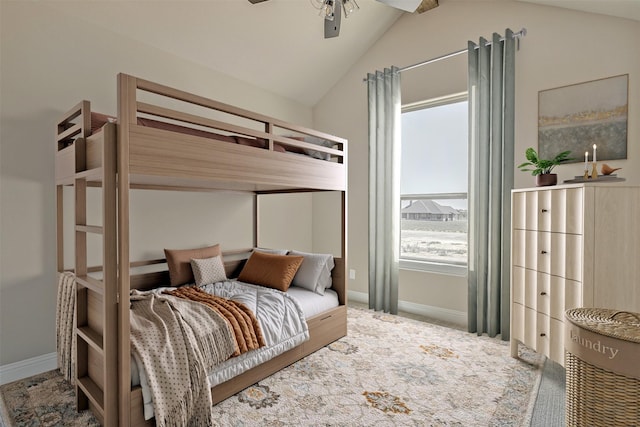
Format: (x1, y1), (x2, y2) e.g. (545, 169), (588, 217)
(538, 74), (628, 163)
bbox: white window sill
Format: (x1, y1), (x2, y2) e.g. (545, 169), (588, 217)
(399, 259), (467, 277)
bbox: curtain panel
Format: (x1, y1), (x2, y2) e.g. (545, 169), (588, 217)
(367, 67), (401, 314)
(467, 29), (516, 339)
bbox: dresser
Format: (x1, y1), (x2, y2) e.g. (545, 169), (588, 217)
(510, 183), (640, 366)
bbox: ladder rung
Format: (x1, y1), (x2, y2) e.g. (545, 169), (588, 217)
(76, 167), (103, 181)
(75, 275), (104, 294)
(77, 326), (103, 353)
(75, 225), (103, 234)
(77, 376), (104, 418)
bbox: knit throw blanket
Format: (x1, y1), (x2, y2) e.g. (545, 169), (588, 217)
(56, 272), (76, 384)
(166, 286), (266, 356)
(130, 290), (237, 427)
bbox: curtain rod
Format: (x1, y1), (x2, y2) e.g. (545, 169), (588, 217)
(364, 28), (527, 80)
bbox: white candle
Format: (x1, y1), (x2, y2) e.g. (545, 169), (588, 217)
(585, 151), (589, 171)
(593, 144), (597, 163)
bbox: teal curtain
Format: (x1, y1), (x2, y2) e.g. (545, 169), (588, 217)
(467, 30), (515, 339)
(367, 67), (401, 314)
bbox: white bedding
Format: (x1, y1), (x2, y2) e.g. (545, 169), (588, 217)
(287, 285), (339, 318)
(134, 280), (338, 420)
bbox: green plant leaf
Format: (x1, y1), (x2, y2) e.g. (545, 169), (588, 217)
(525, 147), (539, 163)
(518, 147), (573, 176)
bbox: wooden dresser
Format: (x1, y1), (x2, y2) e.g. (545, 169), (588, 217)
(510, 183), (640, 366)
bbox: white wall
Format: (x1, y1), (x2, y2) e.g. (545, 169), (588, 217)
(0, 2), (315, 366)
(313, 0), (640, 321)
(258, 193), (314, 252)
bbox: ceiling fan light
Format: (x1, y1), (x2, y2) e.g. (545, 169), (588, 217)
(342, 0), (359, 18)
(319, 0), (335, 21)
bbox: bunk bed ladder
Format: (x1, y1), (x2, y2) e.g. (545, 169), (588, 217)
(72, 123), (118, 427)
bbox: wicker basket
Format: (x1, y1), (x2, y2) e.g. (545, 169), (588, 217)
(565, 308), (640, 426)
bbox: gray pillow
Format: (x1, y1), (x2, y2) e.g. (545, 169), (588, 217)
(254, 247), (289, 256)
(289, 250), (335, 295)
(302, 136), (334, 161)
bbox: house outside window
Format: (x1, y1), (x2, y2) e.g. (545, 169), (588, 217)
(400, 93), (468, 275)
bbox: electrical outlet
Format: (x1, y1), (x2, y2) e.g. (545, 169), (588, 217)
(349, 269), (356, 280)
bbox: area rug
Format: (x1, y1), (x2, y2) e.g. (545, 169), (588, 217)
(0, 307), (542, 426)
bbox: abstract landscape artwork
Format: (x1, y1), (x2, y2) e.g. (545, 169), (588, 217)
(538, 74), (628, 163)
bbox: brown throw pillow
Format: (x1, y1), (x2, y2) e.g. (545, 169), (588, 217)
(237, 251), (304, 292)
(164, 244), (221, 286)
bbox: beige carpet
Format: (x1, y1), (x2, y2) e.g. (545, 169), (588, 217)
(1, 307), (543, 426)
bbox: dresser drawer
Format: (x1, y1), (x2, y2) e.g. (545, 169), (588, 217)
(511, 302), (525, 343)
(523, 306), (538, 350)
(512, 303), (538, 349)
(548, 233), (583, 281)
(511, 303), (565, 365)
(512, 266), (539, 310)
(549, 275), (582, 321)
(517, 188), (584, 233)
(548, 317), (565, 366)
(535, 312), (550, 357)
(515, 270), (582, 321)
(513, 230), (583, 281)
(536, 271), (551, 315)
(512, 230), (547, 271)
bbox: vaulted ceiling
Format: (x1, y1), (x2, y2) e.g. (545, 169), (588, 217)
(43, 0), (639, 107)
(43, 0), (403, 106)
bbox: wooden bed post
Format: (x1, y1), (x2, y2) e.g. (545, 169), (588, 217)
(117, 73), (135, 426)
(254, 194), (259, 249)
(56, 185), (64, 272)
(102, 123), (118, 426)
(341, 189), (348, 306)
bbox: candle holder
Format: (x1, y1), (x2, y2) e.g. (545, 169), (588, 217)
(583, 169), (590, 180)
(591, 162), (598, 179)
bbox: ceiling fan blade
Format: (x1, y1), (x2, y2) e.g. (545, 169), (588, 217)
(415, 0), (439, 13)
(375, 0), (438, 13)
(375, 0), (422, 12)
(324, 1), (341, 39)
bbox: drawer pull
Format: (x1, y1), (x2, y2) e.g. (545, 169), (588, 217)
(540, 333), (546, 337)
(540, 292), (547, 296)
(540, 250), (548, 255)
(541, 208), (549, 213)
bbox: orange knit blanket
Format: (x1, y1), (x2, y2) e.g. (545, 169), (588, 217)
(166, 287), (266, 357)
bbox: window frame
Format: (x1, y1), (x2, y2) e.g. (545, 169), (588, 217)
(399, 92), (469, 276)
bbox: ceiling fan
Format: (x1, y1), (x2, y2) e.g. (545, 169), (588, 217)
(248, 0), (439, 39)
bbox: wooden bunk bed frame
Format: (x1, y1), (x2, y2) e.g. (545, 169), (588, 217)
(55, 73), (348, 427)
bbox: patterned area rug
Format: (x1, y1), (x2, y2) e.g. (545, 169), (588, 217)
(0, 307), (542, 426)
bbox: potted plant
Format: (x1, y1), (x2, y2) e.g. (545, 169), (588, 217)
(518, 147), (572, 187)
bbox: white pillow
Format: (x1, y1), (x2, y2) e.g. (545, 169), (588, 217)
(289, 250), (335, 295)
(253, 247), (289, 256)
(190, 255), (227, 286)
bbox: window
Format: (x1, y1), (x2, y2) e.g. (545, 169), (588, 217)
(400, 93), (468, 275)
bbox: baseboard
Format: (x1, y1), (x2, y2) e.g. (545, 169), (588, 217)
(0, 353), (57, 386)
(348, 290), (467, 327)
(347, 290), (369, 305)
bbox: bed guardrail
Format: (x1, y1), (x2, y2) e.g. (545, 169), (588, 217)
(128, 75), (347, 164)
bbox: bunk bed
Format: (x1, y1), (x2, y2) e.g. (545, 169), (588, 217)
(55, 73), (348, 427)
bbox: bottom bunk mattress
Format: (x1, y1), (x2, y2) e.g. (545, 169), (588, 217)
(131, 280), (339, 421)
